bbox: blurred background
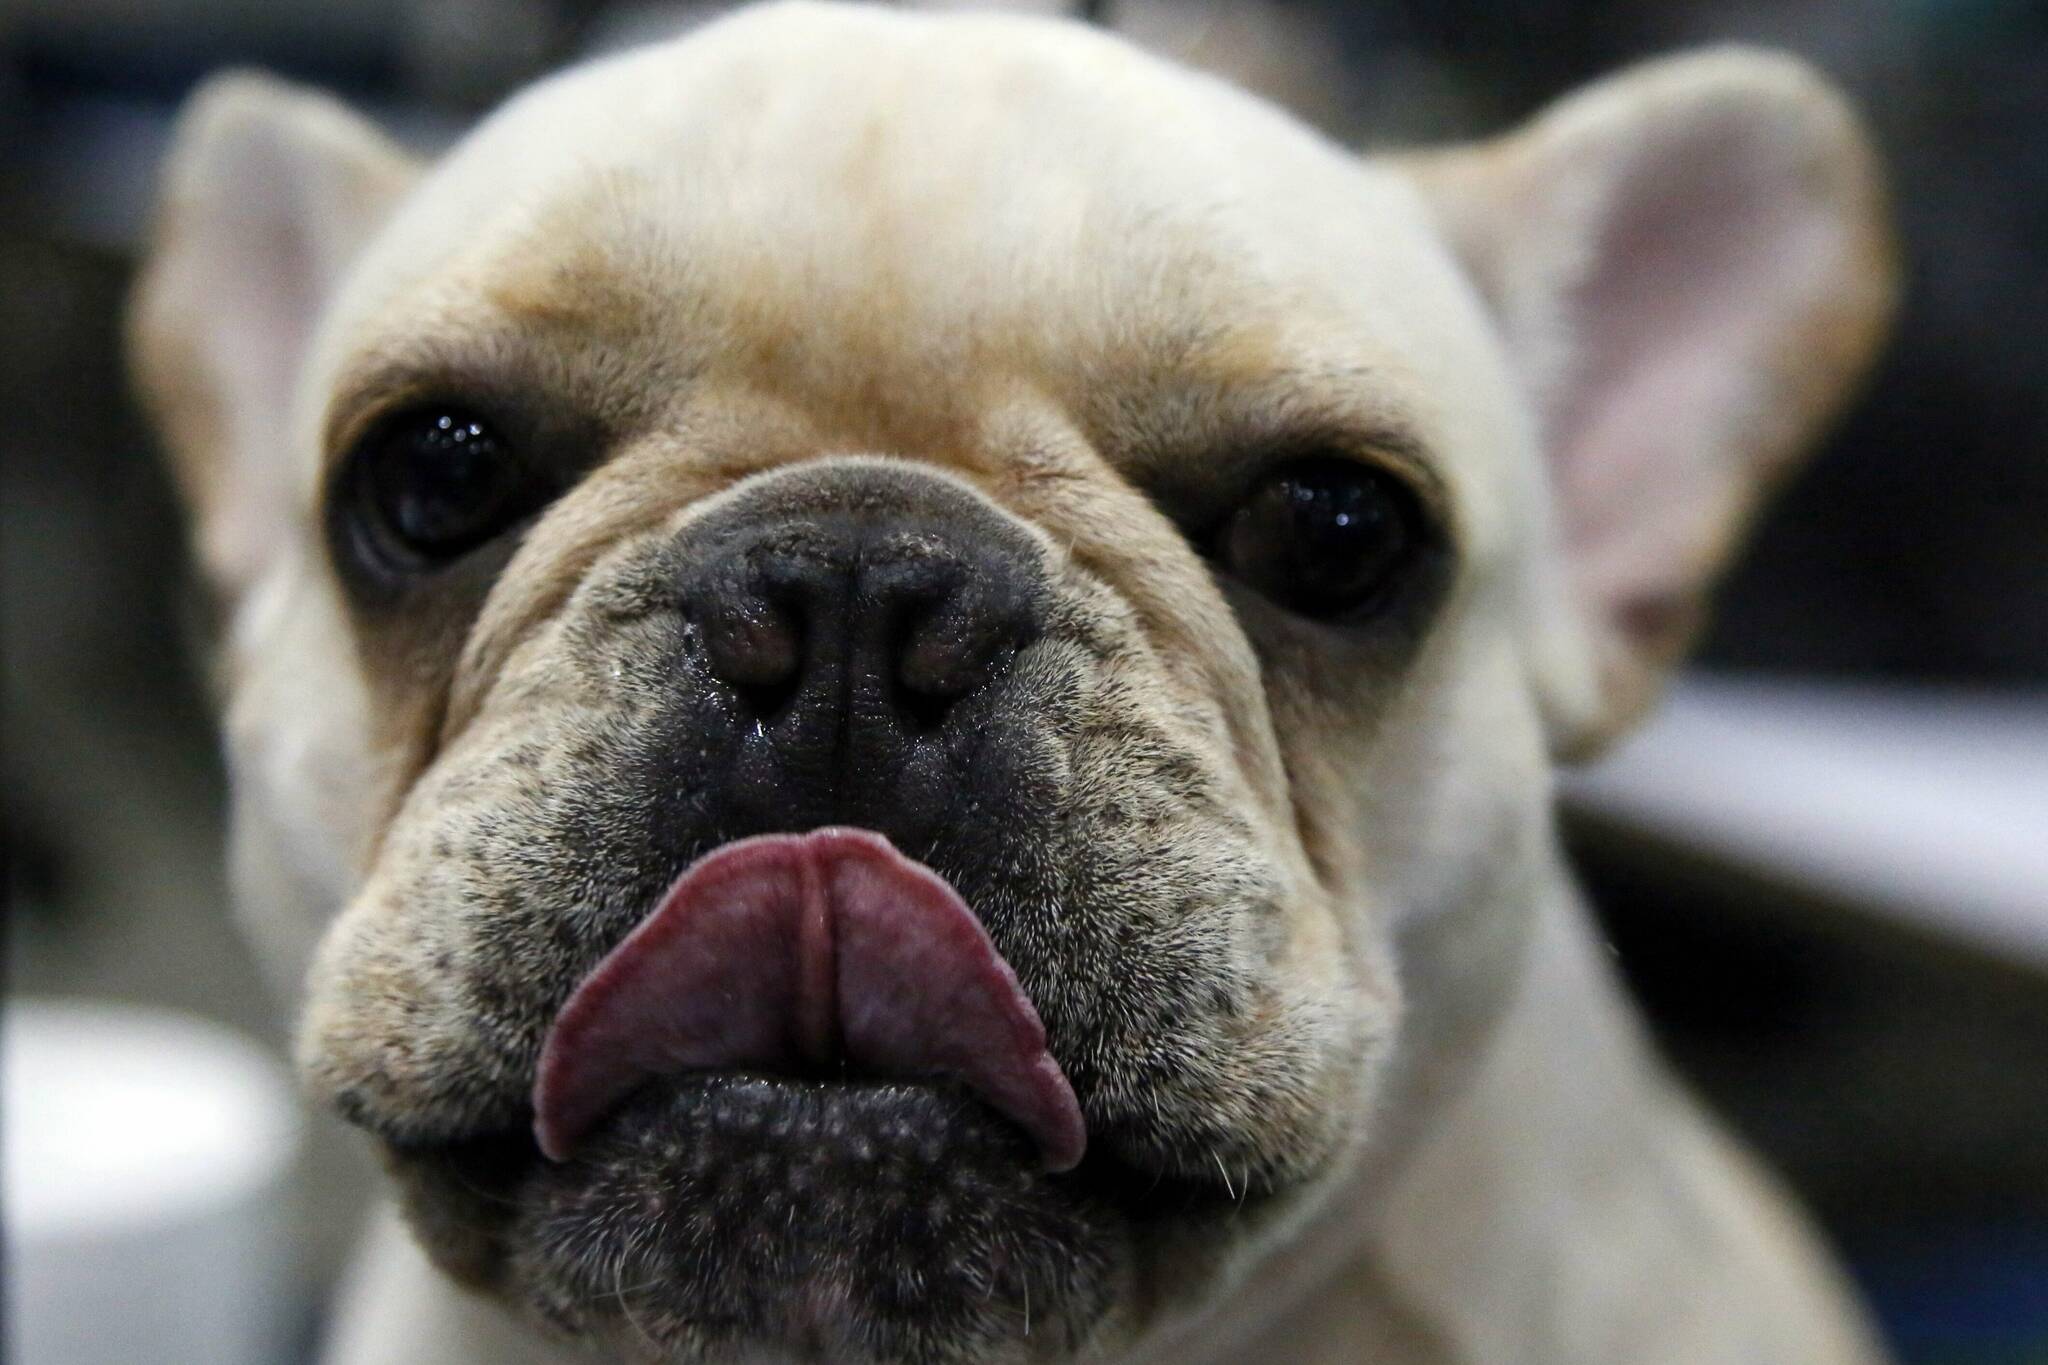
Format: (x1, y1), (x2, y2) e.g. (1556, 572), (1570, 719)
(3, 0), (2044, 1361)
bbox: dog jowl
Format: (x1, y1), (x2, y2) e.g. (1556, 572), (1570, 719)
(130, 4), (1896, 1363)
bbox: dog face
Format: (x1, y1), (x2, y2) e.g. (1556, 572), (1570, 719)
(131, 5), (1894, 1361)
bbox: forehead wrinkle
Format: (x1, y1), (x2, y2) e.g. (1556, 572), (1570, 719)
(434, 180), (691, 353)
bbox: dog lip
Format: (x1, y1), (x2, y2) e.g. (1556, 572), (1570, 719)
(531, 828), (1087, 1172)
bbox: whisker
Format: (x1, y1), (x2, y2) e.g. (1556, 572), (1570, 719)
(1212, 1149), (1237, 1202)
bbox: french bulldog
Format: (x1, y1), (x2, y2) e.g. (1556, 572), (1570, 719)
(128, 3), (1899, 1361)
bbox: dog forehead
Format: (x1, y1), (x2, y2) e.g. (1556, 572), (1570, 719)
(317, 1), (1528, 540)
(399, 3), (1394, 270)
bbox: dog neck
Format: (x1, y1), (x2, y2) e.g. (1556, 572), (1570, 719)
(1165, 858), (1877, 1365)
(1120, 831), (1572, 1363)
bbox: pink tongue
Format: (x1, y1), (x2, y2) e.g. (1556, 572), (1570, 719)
(532, 828), (1086, 1172)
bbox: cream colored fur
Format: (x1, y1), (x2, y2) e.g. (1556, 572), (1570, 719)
(130, 4), (1896, 1361)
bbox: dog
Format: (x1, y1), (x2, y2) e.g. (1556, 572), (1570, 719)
(128, 3), (1899, 1361)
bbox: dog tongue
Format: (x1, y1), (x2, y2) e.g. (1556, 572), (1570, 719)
(533, 829), (1085, 1172)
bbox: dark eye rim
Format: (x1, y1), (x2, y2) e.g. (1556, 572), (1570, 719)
(327, 399), (556, 596)
(1202, 448), (1446, 627)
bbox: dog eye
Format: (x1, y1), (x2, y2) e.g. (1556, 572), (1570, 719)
(345, 408), (546, 570)
(1215, 456), (1423, 619)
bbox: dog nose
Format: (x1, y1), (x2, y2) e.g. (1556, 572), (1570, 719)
(695, 531), (1032, 723)
(677, 467), (1044, 766)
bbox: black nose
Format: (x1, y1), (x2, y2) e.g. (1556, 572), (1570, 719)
(673, 464), (1045, 830)
(695, 521), (1035, 723)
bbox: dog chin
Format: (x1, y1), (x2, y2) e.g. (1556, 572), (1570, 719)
(389, 1073), (1227, 1364)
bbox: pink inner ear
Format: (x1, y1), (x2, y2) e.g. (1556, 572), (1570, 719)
(1542, 113), (1852, 655)
(135, 77), (417, 599)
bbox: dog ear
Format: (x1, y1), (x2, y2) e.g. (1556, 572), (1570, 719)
(1407, 49), (1897, 758)
(129, 73), (420, 602)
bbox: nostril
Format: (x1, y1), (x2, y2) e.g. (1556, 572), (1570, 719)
(895, 581), (1032, 727)
(896, 674), (958, 733)
(891, 608), (967, 733)
(703, 602), (802, 714)
(899, 620), (1012, 702)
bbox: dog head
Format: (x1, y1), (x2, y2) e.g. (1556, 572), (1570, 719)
(131, 5), (1893, 1361)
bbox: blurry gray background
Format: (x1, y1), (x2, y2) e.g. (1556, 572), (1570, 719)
(5, 0), (2045, 1359)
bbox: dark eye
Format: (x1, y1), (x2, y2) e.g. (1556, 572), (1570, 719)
(1215, 456), (1424, 620)
(344, 407), (546, 571)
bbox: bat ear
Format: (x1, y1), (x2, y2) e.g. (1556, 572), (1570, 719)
(128, 72), (420, 602)
(1407, 49), (1898, 758)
